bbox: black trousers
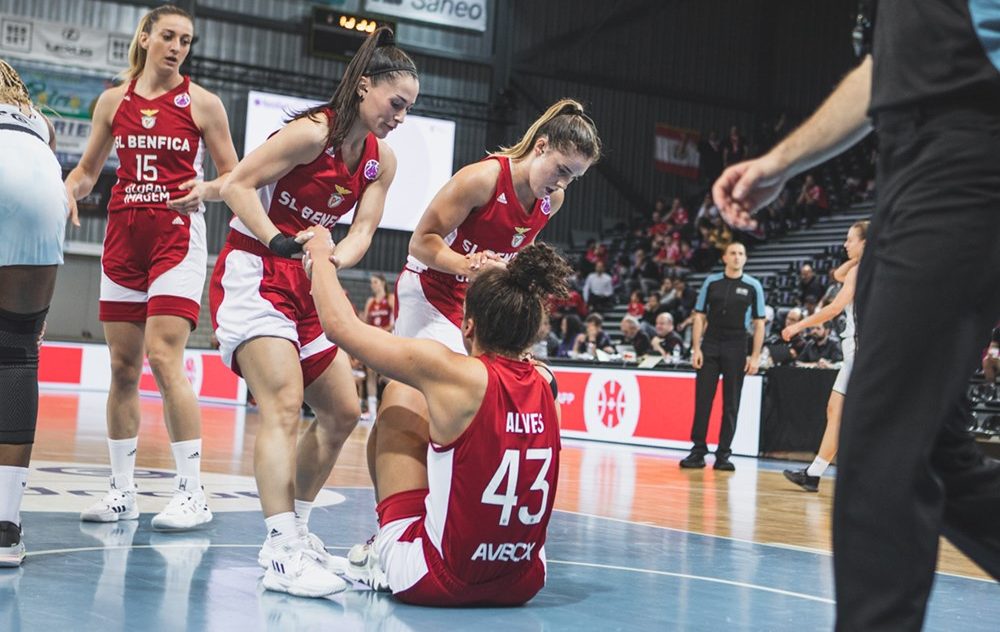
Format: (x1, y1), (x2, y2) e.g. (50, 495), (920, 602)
(690, 337), (746, 457)
(834, 105), (1000, 631)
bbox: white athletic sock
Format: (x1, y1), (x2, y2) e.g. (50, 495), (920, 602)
(108, 437), (138, 488)
(170, 439), (202, 489)
(265, 512), (300, 549)
(367, 396), (378, 417)
(293, 499), (313, 531)
(0, 465), (28, 525)
(806, 456), (830, 478)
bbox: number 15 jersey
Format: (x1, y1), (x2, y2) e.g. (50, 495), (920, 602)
(108, 76), (204, 213)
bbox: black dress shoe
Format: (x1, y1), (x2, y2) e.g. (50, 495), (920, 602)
(679, 452), (706, 469)
(713, 455), (736, 471)
(783, 468), (820, 492)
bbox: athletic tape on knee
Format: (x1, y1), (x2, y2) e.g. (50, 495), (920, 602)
(0, 307), (47, 444)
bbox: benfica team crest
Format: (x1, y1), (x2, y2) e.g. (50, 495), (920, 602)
(511, 226), (531, 248)
(328, 184), (351, 208)
(140, 109), (158, 129)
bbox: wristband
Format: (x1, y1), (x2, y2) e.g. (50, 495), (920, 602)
(268, 233), (303, 258)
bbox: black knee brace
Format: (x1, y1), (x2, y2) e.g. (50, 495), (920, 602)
(0, 307), (47, 445)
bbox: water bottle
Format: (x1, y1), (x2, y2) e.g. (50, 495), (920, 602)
(671, 345), (681, 365)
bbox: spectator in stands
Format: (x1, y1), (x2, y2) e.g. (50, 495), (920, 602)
(548, 285), (588, 325)
(530, 316), (561, 360)
(698, 130), (724, 186)
(626, 290), (645, 318)
(581, 238), (603, 275)
(666, 197), (690, 232)
(722, 125), (746, 167)
(799, 264), (825, 306)
(641, 291), (663, 328)
(694, 193), (719, 225)
(619, 315), (652, 357)
(628, 248), (660, 295)
(797, 323), (843, 367)
(794, 173), (829, 226)
(663, 276), (697, 325)
(574, 313), (614, 357)
(650, 312), (685, 360)
(582, 260), (615, 313)
(983, 323), (1000, 383)
(649, 200), (670, 237)
(557, 314), (584, 358)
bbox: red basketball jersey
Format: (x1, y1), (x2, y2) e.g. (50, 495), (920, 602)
(406, 155), (553, 287)
(108, 76), (203, 213)
(231, 109), (381, 240)
(423, 354), (561, 585)
(366, 296), (392, 328)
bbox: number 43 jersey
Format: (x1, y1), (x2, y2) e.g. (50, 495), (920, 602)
(424, 354), (561, 586)
(108, 76), (204, 213)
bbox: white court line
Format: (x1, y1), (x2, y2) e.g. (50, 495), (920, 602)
(547, 559), (835, 604)
(552, 508), (998, 584)
(22, 543), (834, 605)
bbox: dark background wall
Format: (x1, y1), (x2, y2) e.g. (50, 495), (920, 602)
(0, 0), (859, 342)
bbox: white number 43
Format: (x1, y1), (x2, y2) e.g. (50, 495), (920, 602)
(481, 448), (553, 527)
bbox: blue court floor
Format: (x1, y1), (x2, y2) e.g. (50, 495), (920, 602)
(3, 392), (998, 631)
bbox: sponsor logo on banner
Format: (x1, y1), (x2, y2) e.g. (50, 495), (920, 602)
(654, 124), (700, 180)
(583, 370), (641, 439)
(365, 0), (488, 33)
(139, 108), (158, 129)
(174, 92), (191, 108)
(511, 226), (531, 248)
(0, 16), (130, 72)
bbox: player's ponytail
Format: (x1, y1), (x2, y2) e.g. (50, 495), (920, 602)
(465, 243), (572, 356)
(494, 98), (602, 163)
(291, 26), (418, 151)
(125, 5), (193, 80)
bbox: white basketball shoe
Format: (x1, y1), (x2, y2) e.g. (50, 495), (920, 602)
(150, 478), (212, 531)
(257, 526), (347, 575)
(80, 476), (139, 522)
(344, 536), (390, 592)
(261, 542), (348, 598)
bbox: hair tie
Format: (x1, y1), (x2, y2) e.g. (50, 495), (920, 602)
(376, 30), (396, 47)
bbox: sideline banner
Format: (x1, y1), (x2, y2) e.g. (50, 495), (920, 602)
(0, 15), (130, 73)
(39, 342), (247, 405)
(552, 365), (762, 456)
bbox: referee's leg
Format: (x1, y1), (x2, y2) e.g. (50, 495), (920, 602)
(833, 132), (1000, 629)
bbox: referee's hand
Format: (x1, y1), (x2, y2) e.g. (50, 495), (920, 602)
(691, 348), (703, 369)
(745, 355), (761, 375)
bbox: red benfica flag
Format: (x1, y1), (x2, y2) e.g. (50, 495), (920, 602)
(654, 124), (700, 179)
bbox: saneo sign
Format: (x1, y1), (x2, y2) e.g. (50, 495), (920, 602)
(365, 0), (488, 33)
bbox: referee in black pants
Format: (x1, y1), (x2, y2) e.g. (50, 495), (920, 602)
(679, 242), (765, 471)
(712, 1), (1000, 628)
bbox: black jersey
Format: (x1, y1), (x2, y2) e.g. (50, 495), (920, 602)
(694, 272), (766, 342)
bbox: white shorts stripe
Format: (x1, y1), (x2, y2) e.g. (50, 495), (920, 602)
(214, 249), (298, 369)
(148, 212), (207, 303)
(100, 272), (147, 303)
(394, 269), (466, 354)
(375, 515), (429, 593)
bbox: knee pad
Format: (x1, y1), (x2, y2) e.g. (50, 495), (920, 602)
(0, 307), (47, 444)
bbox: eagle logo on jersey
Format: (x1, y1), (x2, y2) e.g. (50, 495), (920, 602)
(328, 184), (352, 208)
(363, 159), (380, 181)
(511, 226), (531, 248)
(140, 109), (158, 129)
(174, 92), (191, 108)
(540, 196), (552, 216)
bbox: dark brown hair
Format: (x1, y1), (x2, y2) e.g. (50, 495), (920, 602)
(494, 98), (602, 163)
(465, 243), (572, 355)
(292, 26), (417, 151)
(126, 4), (193, 80)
